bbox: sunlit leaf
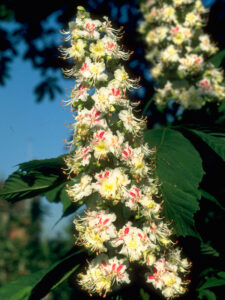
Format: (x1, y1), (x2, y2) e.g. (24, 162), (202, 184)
(0, 156), (68, 203)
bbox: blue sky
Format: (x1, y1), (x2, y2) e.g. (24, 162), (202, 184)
(0, 20), (75, 238)
(0, 57), (72, 179)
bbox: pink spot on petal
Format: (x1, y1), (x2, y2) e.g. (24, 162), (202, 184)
(129, 192), (136, 198)
(138, 233), (143, 239)
(81, 62), (88, 71)
(103, 218), (109, 225)
(104, 171), (110, 178)
(124, 227), (129, 234)
(117, 265), (123, 273)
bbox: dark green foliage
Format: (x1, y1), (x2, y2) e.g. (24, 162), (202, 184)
(209, 49), (225, 68)
(200, 241), (219, 257)
(197, 270), (225, 299)
(139, 288), (150, 300)
(144, 128), (204, 237)
(198, 289), (217, 300)
(190, 130), (225, 162)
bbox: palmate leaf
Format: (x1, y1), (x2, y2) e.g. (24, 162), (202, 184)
(144, 128), (204, 237)
(0, 156), (68, 203)
(0, 249), (84, 300)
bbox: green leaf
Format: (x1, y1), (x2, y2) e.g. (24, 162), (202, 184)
(0, 269), (49, 300)
(0, 170), (60, 202)
(200, 241), (219, 257)
(0, 4), (14, 20)
(198, 289), (216, 300)
(45, 182), (67, 203)
(46, 180), (80, 220)
(200, 189), (225, 211)
(144, 128), (204, 237)
(0, 156), (68, 203)
(140, 288), (150, 300)
(0, 155), (81, 220)
(209, 49), (225, 67)
(190, 130), (225, 161)
(18, 156), (66, 172)
(0, 249), (83, 300)
(111, 295), (123, 300)
(50, 261), (79, 290)
(218, 272), (225, 279)
(199, 275), (225, 290)
(218, 100), (225, 115)
(60, 184), (74, 213)
(45, 180), (76, 211)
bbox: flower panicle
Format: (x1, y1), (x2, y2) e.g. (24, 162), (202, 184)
(61, 6), (191, 298)
(139, 0), (225, 109)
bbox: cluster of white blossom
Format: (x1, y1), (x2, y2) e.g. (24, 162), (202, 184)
(77, 254), (130, 297)
(139, 0), (225, 109)
(61, 7), (190, 298)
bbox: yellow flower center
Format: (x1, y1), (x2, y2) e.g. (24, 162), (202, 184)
(165, 277), (176, 286)
(128, 239), (138, 249)
(147, 201), (156, 209)
(92, 233), (103, 243)
(98, 94), (107, 102)
(168, 47), (176, 56)
(135, 160), (144, 169)
(95, 142), (107, 152)
(96, 276), (111, 292)
(93, 44), (104, 54)
(103, 181), (114, 192)
(186, 13), (196, 24)
(91, 65), (100, 74)
(121, 72), (128, 81)
(173, 33), (184, 45)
